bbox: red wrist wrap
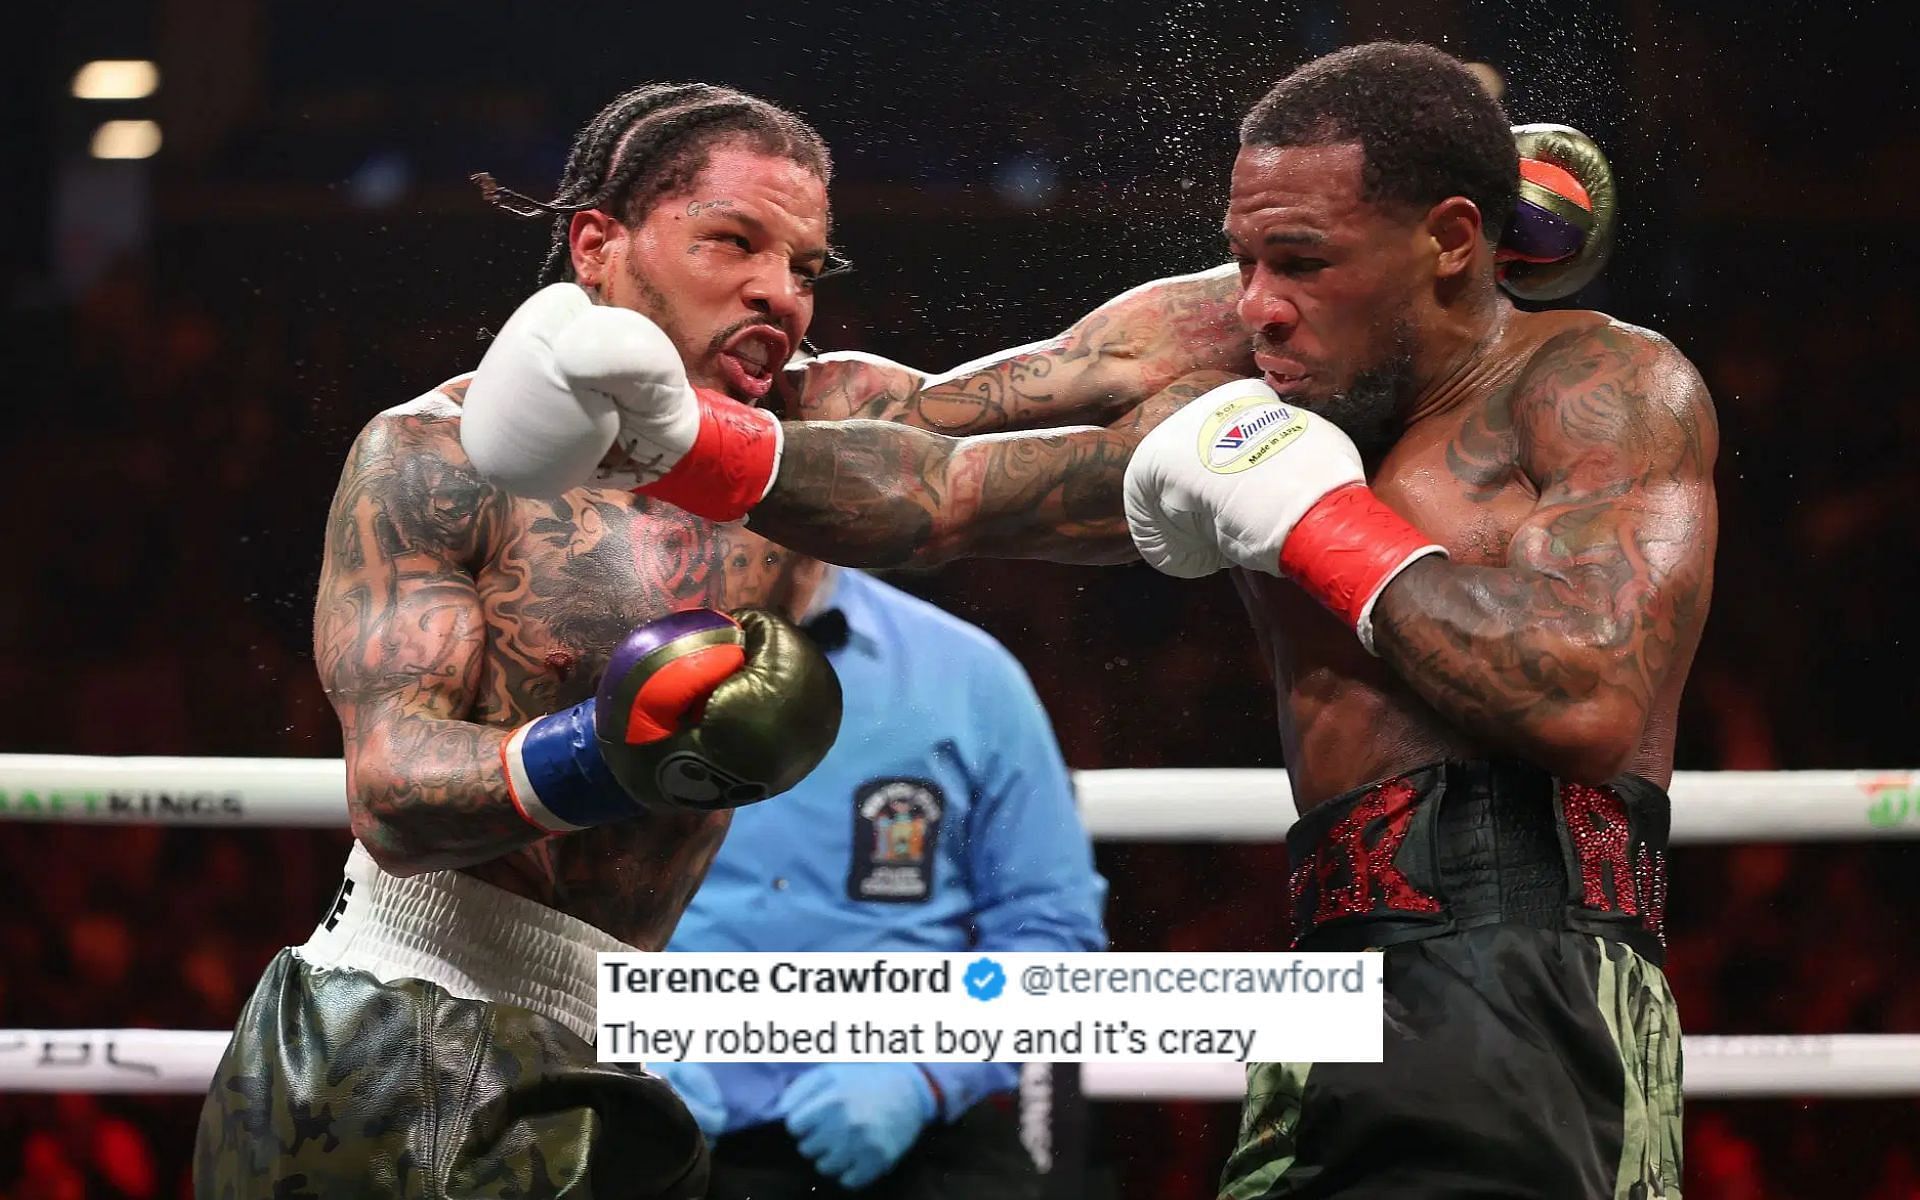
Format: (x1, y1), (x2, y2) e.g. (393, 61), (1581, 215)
(635, 389), (779, 522)
(1277, 484), (1438, 628)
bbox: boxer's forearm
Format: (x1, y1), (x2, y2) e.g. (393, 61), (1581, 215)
(748, 371), (1229, 567)
(749, 419), (1140, 567)
(1369, 556), (1661, 783)
(342, 714), (545, 875)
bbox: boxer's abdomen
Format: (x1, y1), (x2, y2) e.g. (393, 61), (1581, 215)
(1236, 406), (1543, 813)
(1236, 570), (1487, 808)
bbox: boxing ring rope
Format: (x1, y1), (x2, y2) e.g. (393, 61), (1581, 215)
(3, 755), (1918, 1098)
(3, 755), (1918, 842)
(4, 1029), (1917, 1098)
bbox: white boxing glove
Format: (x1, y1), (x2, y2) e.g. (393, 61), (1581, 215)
(460, 284), (782, 520)
(1124, 378), (1446, 652)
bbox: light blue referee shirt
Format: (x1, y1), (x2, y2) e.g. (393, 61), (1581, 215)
(666, 567), (1107, 1130)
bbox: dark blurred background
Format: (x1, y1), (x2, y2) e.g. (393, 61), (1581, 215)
(3, 0), (1918, 1196)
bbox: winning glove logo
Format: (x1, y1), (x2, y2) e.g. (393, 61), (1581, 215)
(1198, 393), (1310, 474)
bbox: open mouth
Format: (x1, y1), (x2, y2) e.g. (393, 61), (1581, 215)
(717, 328), (791, 402)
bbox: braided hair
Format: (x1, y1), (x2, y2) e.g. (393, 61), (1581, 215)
(473, 83), (832, 285)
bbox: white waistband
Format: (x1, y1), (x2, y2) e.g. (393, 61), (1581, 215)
(295, 843), (634, 1045)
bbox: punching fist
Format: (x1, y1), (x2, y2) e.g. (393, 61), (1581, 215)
(1123, 378), (1445, 653)
(502, 608), (842, 832)
(460, 283), (784, 521)
(1498, 123), (1618, 301)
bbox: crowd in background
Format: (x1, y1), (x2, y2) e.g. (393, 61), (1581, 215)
(4, 2), (1917, 1195)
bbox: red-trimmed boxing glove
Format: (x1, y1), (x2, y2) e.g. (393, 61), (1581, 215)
(1123, 378), (1445, 653)
(502, 607), (842, 831)
(459, 283), (781, 522)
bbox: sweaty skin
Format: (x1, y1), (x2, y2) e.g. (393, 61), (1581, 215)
(747, 271), (1716, 808)
(1235, 311), (1717, 805)
(751, 266), (1254, 566)
(314, 263), (1238, 945)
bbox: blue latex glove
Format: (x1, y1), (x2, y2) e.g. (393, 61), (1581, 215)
(649, 1061), (727, 1141)
(779, 1062), (936, 1190)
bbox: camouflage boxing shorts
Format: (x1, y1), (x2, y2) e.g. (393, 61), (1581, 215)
(1219, 760), (1683, 1200)
(194, 845), (707, 1199)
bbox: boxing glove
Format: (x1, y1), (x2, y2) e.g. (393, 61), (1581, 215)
(1498, 123), (1618, 301)
(460, 283), (783, 521)
(1123, 378), (1445, 653)
(502, 608), (842, 832)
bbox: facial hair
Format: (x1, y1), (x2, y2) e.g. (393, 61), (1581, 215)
(1308, 310), (1417, 461)
(623, 251), (676, 327)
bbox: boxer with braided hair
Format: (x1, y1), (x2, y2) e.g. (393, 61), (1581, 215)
(192, 80), (855, 1200)
(473, 82), (838, 288)
(194, 75), (1257, 1200)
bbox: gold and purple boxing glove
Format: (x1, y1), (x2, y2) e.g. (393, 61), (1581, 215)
(501, 608), (842, 831)
(1497, 123), (1618, 301)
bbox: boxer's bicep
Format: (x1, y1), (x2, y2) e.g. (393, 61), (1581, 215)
(315, 408), (526, 867)
(1373, 324), (1716, 780)
(793, 266), (1248, 435)
(1508, 324), (1719, 707)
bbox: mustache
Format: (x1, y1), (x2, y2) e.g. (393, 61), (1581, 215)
(1252, 339), (1323, 369)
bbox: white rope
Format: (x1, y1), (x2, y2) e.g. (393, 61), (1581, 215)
(2, 754), (1917, 843)
(1082, 1035), (1920, 1100)
(3, 1028), (1916, 1097)
(0, 1030), (235, 1094)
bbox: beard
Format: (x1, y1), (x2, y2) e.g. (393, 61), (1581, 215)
(1299, 311), (1417, 461)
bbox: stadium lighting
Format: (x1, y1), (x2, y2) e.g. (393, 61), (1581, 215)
(72, 60), (160, 100)
(90, 119), (163, 160)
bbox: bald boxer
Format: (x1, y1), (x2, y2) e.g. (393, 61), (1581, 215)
(465, 44), (1706, 1199)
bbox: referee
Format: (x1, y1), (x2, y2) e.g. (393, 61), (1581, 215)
(656, 542), (1106, 1199)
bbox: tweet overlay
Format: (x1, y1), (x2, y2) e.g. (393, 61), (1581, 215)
(597, 952), (1382, 1065)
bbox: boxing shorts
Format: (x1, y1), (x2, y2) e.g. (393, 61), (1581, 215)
(1219, 759), (1682, 1200)
(193, 844), (709, 1199)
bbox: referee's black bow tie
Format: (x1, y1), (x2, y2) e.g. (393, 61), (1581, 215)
(801, 608), (849, 652)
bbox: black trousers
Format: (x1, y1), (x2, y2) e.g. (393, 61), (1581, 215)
(704, 1101), (1040, 1200)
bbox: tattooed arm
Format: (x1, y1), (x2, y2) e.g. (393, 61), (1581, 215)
(1371, 323), (1719, 782)
(314, 397), (539, 876)
(747, 371), (1236, 567)
(781, 266), (1248, 432)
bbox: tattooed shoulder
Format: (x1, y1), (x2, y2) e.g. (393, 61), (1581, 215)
(1510, 318), (1719, 488)
(333, 395), (508, 570)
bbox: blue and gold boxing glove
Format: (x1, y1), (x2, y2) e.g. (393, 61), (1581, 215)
(502, 608), (842, 830)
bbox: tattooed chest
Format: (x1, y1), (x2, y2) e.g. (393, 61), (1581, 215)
(465, 488), (798, 723)
(1377, 406), (1536, 566)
